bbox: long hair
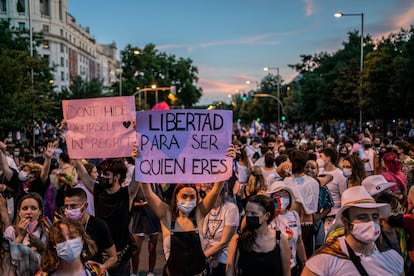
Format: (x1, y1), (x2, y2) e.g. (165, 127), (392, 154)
(170, 184), (199, 218)
(40, 218), (97, 273)
(239, 195), (275, 253)
(344, 155), (366, 186)
(14, 192), (47, 237)
(245, 166), (266, 197)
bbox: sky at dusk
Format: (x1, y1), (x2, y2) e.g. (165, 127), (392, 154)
(67, 0), (414, 105)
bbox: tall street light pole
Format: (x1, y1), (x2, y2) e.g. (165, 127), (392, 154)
(335, 12), (364, 132)
(264, 67), (280, 125)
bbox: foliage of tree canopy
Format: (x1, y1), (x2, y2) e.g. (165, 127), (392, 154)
(235, 26), (414, 128)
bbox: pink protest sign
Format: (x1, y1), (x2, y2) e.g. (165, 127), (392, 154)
(136, 110), (233, 184)
(62, 96), (136, 159)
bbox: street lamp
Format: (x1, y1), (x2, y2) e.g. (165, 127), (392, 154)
(264, 67), (280, 125)
(335, 11), (364, 132)
(254, 94), (285, 123)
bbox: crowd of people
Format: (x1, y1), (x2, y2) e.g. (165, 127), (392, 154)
(0, 119), (414, 275)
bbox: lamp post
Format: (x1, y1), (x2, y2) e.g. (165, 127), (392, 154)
(335, 11), (364, 132)
(264, 67), (280, 125)
(254, 94), (285, 123)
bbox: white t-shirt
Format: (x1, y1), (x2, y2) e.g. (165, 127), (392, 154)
(284, 175), (319, 214)
(305, 236), (404, 275)
(325, 167), (347, 215)
(201, 201), (240, 264)
(270, 210), (301, 268)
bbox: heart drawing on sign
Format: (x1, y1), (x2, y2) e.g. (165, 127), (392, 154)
(123, 121), (131, 128)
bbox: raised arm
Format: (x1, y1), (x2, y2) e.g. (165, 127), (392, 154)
(72, 159), (95, 193)
(198, 145), (235, 216)
(0, 141), (13, 181)
(40, 142), (54, 184)
(141, 182), (170, 220)
(128, 171), (140, 211)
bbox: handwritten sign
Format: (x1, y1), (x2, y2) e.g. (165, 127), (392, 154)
(62, 96), (136, 158)
(135, 110), (232, 183)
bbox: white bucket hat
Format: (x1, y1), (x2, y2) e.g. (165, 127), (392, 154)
(361, 175), (396, 197)
(335, 186), (391, 223)
(266, 181), (295, 203)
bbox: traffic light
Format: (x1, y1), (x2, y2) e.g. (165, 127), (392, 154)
(242, 93), (247, 101)
(237, 118), (241, 123)
(281, 115), (286, 121)
(256, 117), (260, 122)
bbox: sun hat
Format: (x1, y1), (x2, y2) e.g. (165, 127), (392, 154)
(361, 175), (396, 197)
(335, 186), (391, 222)
(266, 181), (295, 203)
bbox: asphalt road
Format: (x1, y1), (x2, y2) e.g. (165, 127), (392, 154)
(134, 234), (166, 276)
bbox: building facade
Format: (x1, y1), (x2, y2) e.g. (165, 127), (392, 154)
(0, 0), (117, 92)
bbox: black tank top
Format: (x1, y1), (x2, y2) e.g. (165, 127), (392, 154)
(164, 217), (207, 276)
(238, 230), (283, 276)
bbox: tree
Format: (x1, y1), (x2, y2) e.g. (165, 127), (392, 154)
(117, 43), (202, 108)
(0, 20), (55, 136)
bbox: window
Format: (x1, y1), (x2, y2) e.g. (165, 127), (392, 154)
(40, 0), (50, 16)
(42, 24), (49, 33)
(60, 29), (63, 37)
(61, 71), (64, 81)
(17, 0), (25, 13)
(58, 0), (63, 20)
(0, 0), (6, 13)
(43, 40), (49, 49)
(60, 57), (64, 67)
(60, 43), (65, 53)
(18, 22), (25, 31)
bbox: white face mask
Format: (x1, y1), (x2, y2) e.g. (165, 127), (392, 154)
(18, 171), (29, 181)
(343, 168), (352, 177)
(176, 200), (197, 214)
(351, 221), (381, 244)
(56, 237), (83, 263)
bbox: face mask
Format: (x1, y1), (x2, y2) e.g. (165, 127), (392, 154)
(364, 144), (371, 149)
(99, 177), (112, 189)
(343, 168), (352, 177)
(246, 215), (262, 230)
(176, 200), (197, 214)
(374, 143), (381, 147)
(56, 237), (83, 263)
(351, 221), (381, 244)
(18, 171), (29, 182)
(340, 153), (347, 157)
(64, 205), (84, 220)
(13, 151), (20, 157)
(273, 197), (290, 212)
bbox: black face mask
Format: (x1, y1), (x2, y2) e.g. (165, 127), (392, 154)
(374, 143), (381, 148)
(364, 144), (371, 149)
(340, 153), (347, 157)
(246, 215), (262, 230)
(99, 177), (112, 189)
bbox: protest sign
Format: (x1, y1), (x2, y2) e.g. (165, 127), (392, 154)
(136, 110), (232, 183)
(62, 96), (136, 158)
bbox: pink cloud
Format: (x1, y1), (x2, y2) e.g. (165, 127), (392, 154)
(304, 0), (314, 16)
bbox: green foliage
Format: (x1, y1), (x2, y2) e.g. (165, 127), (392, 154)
(116, 43), (202, 109)
(0, 20), (56, 136)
